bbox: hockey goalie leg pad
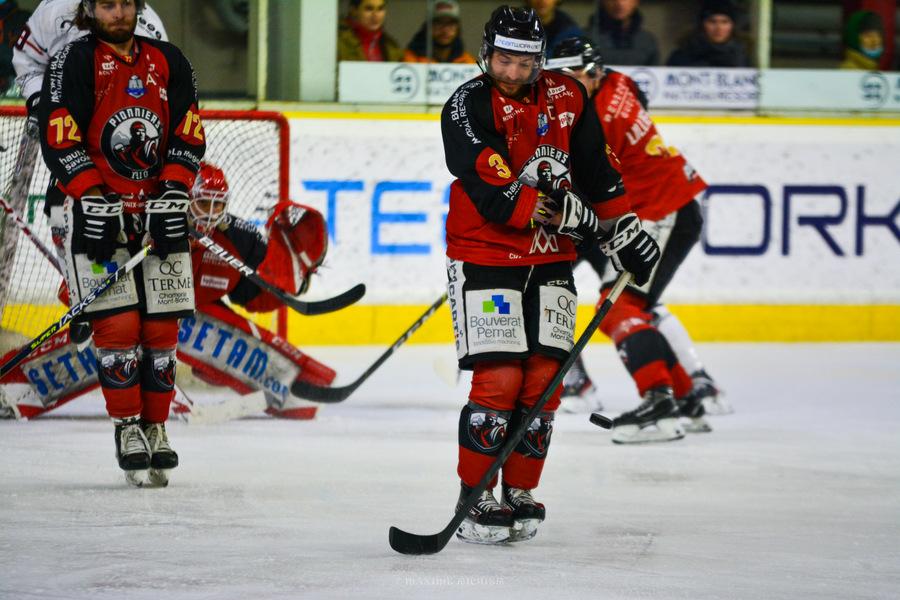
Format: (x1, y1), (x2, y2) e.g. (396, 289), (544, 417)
(139, 319), (179, 424)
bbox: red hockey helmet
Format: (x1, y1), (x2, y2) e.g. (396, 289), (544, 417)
(190, 162), (230, 233)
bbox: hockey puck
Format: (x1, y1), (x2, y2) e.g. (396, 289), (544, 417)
(589, 413), (613, 429)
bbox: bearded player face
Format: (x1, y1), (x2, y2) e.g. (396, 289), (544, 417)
(91, 0), (138, 44)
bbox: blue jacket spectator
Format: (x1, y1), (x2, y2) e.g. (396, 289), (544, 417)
(526, 1), (584, 58)
(586, 0), (659, 66)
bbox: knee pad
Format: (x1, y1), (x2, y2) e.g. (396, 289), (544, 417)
(459, 401), (511, 457)
(97, 346), (141, 390)
(469, 360), (523, 411)
(140, 347), (176, 393)
(511, 408), (554, 459)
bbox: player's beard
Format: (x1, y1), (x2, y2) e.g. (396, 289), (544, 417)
(93, 15), (138, 44)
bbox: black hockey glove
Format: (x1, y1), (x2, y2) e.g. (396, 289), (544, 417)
(598, 213), (661, 286)
(25, 93), (40, 138)
(145, 182), (190, 260)
(75, 193), (123, 265)
(538, 188), (602, 247)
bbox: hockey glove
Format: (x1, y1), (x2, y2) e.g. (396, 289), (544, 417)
(75, 193), (123, 265)
(146, 182), (190, 260)
(25, 93), (40, 138)
(540, 188), (602, 246)
(598, 213), (661, 286)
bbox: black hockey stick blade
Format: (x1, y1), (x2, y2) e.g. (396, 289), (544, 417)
(388, 273), (633, 556)
(290, 294), (448, 402)
(288, 283), (366, 316)
(590, 413), (613, 429)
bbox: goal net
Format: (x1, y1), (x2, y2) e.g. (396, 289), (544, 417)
(0, 108), (290, 356)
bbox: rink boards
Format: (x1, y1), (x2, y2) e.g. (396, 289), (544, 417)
(3, 114), (898, 343)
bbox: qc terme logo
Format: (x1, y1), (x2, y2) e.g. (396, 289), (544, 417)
(482, 295), (510, 315)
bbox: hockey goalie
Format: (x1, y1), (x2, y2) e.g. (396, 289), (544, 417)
(0, 162), (336, 420)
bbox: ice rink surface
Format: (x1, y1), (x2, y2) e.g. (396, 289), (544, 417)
(2, 342), (899, 600)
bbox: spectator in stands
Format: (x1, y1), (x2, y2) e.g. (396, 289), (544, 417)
(404, 0), (475, 63)
(586, 0), (659, 65)
(840, 10), (884, 70)
(526, 0), (584, 58)
(338, 0), (405, 62)
(667, 0), (749, 68)
(0, 0), (30, 95)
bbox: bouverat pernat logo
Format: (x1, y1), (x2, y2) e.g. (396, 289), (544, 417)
(482, 294), (510, 315)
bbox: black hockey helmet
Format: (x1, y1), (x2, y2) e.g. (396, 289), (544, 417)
(81, 0), (146, 18)
(546, 36), (604, 79)
(478, 6), (546, 85)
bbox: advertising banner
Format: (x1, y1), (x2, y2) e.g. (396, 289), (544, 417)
(288, 114), (900, 307)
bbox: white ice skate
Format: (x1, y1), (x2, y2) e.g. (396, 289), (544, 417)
(692, 370), (733, 416)
(502, 486), (545, 542)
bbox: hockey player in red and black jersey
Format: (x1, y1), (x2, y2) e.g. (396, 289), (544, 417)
(36, 0), (204, 487)
(549, 37), (730, 443)
(442, 6), (661, 544)
(0, 163), (336, 423)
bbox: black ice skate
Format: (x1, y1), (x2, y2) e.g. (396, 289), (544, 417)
(455, 482), (513, 545)
(114, 416), (151, 486)
(143, 421), (178, 487)
(677, 389), (712, 434)
(559, 355), (603, 413)
(611, 386), (685, 444)
(692, 369), (732, 415)
(502, 485), (545, 542)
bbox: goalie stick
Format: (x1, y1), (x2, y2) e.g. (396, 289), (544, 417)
(0, 245), (152, 379)
(0, 196), (63, 273)
(290, 293), (447, 403)
(387, 272), (631, 555)
(189, 226), (365, 316)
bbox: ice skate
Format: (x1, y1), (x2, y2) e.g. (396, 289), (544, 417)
(502, 485), (545, 542)
(559, 355), (603, 413)
(455, 483), (513, 545)
(611, 387), (685, 444)
(677, 390), (712, 433)
(692, 369), (732, 415)
(142, 422), (178, 488)
(114, 416), (151, 487)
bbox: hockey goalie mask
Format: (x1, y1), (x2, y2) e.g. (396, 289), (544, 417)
(268, 202), (329, 296)
(190, 162), (230, 234)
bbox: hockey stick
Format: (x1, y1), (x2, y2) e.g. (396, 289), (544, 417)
(0, 245), (152, 379)
(0, 196), (63, 273)
(387, 273), (630, 555)
(189, 226), (365, 316)
(290, 293), (448, 403)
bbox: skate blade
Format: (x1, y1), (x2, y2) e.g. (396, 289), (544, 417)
(509, 518), (541, 543)
(702, 397), (734, 416)
(611, 418), (685, 444)
(455, 519), (511, 545)
(683, 416), (712, 433)
(124, 469), (148, 487)
(146, 468), (170, 488)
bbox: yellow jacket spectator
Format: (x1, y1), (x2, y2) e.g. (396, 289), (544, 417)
(840, 10), (883, 70)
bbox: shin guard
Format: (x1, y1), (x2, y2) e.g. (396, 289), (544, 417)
(503, 408), (555, 490)
(140, 348), (176, 423)
(96, 346), (142, 418)
(458, 401), (511, 489)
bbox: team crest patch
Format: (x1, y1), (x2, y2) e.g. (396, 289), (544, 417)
(126, 75), (146, 98)
(101, 107), (162, 180)
(537, 112), (549, 136)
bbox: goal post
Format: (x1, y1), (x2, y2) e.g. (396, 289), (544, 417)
(0, 108), (291, 355)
